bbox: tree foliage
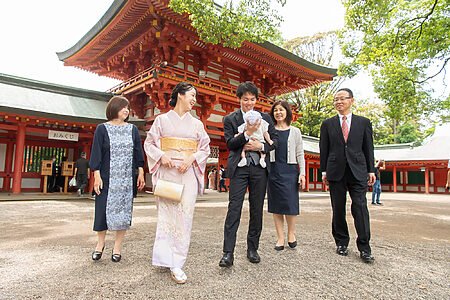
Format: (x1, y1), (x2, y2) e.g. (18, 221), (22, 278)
(339, 0), (450, 121)
(169, 0), (286, 48)
(280, 32), (343, 137)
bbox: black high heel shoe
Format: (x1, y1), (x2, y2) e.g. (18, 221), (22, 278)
(111, 249), (122, 263)
(92, 245), (105, 261)
(288, 241), (297, 248)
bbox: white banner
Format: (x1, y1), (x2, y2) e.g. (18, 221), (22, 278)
(48, 130), (79, 142)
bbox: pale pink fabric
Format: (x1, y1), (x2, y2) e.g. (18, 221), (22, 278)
(144, 110), (210, 268)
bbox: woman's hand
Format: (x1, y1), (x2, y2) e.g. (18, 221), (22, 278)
(299, 175), (306, 190)
(93, 171), (103, 195)
(137, 167), (145, 190)
(161, 153), (175, 168)
(177, 155), (195, 174)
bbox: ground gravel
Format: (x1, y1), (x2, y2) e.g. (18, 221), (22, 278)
(0, 192), (449, 299)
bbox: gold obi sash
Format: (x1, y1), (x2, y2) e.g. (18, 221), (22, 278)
(161, 137), (197, 160)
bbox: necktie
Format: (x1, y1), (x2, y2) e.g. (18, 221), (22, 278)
(342, 116), (349, 142)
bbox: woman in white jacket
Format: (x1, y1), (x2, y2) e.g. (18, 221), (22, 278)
(267, 100), (306, 251)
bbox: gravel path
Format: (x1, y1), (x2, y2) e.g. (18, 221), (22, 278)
(0, 192), (449, 299)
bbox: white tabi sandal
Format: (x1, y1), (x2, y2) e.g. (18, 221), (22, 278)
(170, 268), (187, 284)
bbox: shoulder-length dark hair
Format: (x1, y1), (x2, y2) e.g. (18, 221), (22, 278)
(106, 96), (130, 122)
(270, 100), (292, 125)
(169, 82), (198, 107)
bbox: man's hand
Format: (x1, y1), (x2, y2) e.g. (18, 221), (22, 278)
(368, 173), (376, 186)
(322, 174), (329, 186)
(243, 137), (263, 152)
(245, 119), (260, 136)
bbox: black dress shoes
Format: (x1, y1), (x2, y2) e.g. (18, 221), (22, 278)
(288, 241), (297, 249)
(336, 245), (348, 256)
(247, 249), (260, 263)
(111, 250), (122, 263)
(274, 245), (284, 251)
(360, 251), (375, 263)
(92, 245), (105, 261)
(219, 252), (234, 267)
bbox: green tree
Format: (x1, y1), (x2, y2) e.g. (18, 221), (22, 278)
(339, 0), (450, 124)
(169, 0), (286, 48)
(279, 32), (343, 137)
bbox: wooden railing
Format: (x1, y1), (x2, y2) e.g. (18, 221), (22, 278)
(107, 65), (276, 106)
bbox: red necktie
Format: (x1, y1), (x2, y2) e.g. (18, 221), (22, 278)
(342, 116), (349, 142)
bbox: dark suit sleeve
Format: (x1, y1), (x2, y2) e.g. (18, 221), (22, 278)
(319, 121), (329, 173)
(362, 119), (375, 173)
(262, 113), (278, 153)
(223, 113), (248, 151)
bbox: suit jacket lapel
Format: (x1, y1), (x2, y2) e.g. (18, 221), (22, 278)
(234, 109), (244, 127)
(331, 115), (345, 144)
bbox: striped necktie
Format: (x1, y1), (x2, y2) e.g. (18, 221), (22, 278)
(342, 116), (349, 142)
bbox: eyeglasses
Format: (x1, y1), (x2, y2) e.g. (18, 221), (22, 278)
(333, 96), (352, 102)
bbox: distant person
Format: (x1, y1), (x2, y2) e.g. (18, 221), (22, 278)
(90, 96), (145, 263)
(218, 165), (227, 192)
(446, 160), (450, 191)
(55, 157), (68, 193)
(372, 160), (385, 205)
(267, 100), (306, 251)
(47, 156), (57, 193)
(319, 88), (376, 263)
(208, 169), (216, 190)
(74, 152), (90, 196)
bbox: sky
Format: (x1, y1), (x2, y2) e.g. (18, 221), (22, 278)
(0, 0), (375, 99)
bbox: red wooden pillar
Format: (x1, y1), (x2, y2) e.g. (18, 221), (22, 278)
(12, 122), (26, 194)
(305, 159), (310, 192)
(425, 167), (429, 194)
(2, 138), (14, 191)
(393, 166), (397, 193)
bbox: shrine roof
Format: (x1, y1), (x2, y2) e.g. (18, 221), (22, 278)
(0, 73), (145, 126)
(56, 0), (336, 80)
(374, 123), (450, 163)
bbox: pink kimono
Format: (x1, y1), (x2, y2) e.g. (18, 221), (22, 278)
(144, 110), (210, 268)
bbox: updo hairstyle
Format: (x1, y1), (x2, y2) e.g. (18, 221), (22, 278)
(169, 82), (198, 107)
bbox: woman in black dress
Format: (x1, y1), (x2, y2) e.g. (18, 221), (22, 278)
(90, 96), (145, 262)
(267, 100), (306, 250)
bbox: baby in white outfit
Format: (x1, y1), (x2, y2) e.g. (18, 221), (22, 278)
(235, 110), (273, 168)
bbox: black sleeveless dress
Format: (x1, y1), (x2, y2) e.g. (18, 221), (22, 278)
(267, 129), (300, 215)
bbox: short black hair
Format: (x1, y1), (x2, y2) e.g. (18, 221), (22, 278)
(236, 81), (258, 99)
(169, 82), (198, 107)
(270, 100), (293, 125)
(336, 88), (353, 98)
(106, 96), (130, 122)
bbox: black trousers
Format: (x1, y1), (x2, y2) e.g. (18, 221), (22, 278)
(218, 179), (227, 192)
(223, 164), (267, 253)
(328, 164), (371, 253)
(77, 174), (88, 193)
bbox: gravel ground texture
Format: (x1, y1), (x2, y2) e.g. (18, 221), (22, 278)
(0, 191), (449, 299)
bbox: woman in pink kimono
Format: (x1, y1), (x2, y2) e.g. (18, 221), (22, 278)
(144, 82), (210, 284)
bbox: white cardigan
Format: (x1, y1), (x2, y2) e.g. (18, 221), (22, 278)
(269, 126), (305, 177)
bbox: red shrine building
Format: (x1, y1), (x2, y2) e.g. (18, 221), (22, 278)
(55, 0), (336, 189)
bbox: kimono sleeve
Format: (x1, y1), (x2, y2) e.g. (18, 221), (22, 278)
(144, 116), (165, 173)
